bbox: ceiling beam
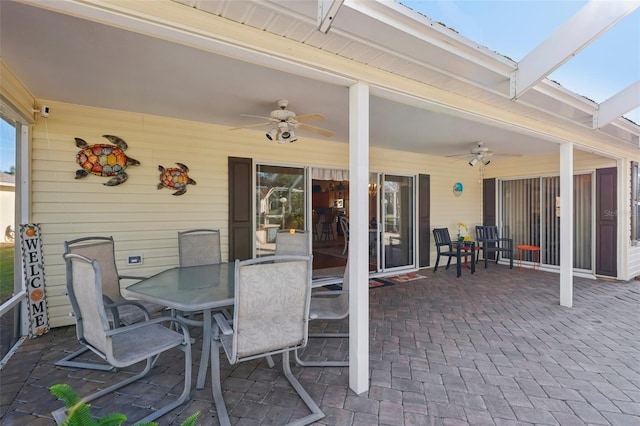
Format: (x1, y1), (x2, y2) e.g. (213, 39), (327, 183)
(317, 0), (344, 33)
(593, 81), (640, 129)
(510, 0), (639, 100)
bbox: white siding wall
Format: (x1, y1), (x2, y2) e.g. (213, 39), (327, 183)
(34, 101), (480, 327)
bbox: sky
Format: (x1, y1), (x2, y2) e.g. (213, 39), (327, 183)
(399, 0), (639, 122)
(0, 120), (16, 174)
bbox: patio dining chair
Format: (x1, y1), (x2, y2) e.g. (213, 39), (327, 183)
(177, 228), (228, 334)
(56, 236), (164, 371)
(475, 225), (514, 269)
(210, 255), (324, 426)
(53, 253), (192, 425)
(432, 228), (457, 272)
(275, 229), (310, 256)
(295, 259), (349, 367)
(178, 228), (222, 266)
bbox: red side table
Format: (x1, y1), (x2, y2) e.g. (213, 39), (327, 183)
(516, 245), (540, 270)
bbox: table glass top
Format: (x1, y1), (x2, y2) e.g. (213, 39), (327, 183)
(124, 263), (235, 311)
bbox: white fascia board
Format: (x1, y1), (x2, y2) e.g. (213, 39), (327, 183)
(18, 0), (355, 88)
(593, 81), (640, 129)
(511, 1), (639, 100)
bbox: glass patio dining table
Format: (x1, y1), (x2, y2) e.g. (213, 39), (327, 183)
(123, 263), (234, 390)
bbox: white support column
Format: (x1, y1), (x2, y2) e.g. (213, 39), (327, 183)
(560, 143), (573, 307)
(348, 82), (369, 394)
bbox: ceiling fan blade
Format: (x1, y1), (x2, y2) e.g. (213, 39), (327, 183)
(492, 153), (523, 158)
(229, 121), (272, 130)
(444, 153), (473, 158)
(298, 123), (335, 137)
(240, 114), (276, 121)
(292, 113), (325, 123)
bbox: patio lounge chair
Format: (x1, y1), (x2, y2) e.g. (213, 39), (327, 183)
(210, 255), (324, 426)
(295, 260), (349, 367)
(53, 253), (192, 425)
(475, 225), (514, 269)
(56, 236), (164, 370)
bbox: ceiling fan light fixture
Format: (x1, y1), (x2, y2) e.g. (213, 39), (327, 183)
(468, 158), (478, 167)
(481, 157), (491, 166)
(287, 130), (297, 143)
(266, 128), (278, 141)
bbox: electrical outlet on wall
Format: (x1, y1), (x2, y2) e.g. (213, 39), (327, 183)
(127, 254), (143, 265)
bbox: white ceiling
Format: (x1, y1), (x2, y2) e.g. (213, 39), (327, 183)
(1, 0), (637, 160)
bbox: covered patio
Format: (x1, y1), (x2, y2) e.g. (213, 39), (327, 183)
(3, 266), (639, 425)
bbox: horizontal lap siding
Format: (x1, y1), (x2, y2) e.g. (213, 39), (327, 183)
(35, 101), (482, 327)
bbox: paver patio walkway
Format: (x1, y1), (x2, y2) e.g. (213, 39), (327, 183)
(1, 265), (640, 425)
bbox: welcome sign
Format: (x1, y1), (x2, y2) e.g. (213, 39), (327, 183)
(20, 224), (50, 338)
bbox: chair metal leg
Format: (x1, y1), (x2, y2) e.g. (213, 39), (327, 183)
(211, 342), (324, 426)
(53, 345), (192, 425)
(55, 347), (115, 371)
(210, 339), (231, 426)
(282, 351), (325, 425)
(294, 332), (349, 367)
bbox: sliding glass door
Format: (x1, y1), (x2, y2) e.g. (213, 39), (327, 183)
(255, 165), (306, 257)
(381, 174), (415, 271)
(500, 174), (593, 270)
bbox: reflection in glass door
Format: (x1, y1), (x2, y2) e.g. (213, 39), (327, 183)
(255, 165), (306, 257)
(381, 174), (415, 270)
(0, 116), (19, 360)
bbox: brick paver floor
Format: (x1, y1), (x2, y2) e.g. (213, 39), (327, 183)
(1, 265), (640, 425)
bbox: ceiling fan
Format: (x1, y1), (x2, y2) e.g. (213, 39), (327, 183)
(230, 99), (335, 143)
(447, 141), (521, 167)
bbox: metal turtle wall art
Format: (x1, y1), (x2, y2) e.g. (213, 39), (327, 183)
(74, 135), (140, 186)
(158, 163), (196, 196)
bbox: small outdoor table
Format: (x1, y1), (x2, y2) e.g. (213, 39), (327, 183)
(516, 244), (541, 270)
(124, 263), (234, 389)
(451, 240), (476, 277)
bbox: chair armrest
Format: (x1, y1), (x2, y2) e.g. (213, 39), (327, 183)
(105, 316), (191, 341)
(213, 312), (233, 335)
(312, 276), (344, 288)
(103, 298), (151, 326)
(118, 274), (148, 281)
(312, 290), (349, 297)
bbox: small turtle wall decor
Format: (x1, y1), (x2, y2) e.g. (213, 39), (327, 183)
(74, 135), (140, 186)
(158, 163), (196, 196)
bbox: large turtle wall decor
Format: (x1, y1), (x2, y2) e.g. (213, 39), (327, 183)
(74, 135), (140, 186)
(158, 163), (196, 196)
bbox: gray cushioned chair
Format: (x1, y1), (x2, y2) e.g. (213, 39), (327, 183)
(275, 229), (310, 256)
(178, 228), (222, 266)
(295, 260), (349, 367)
(56, 236), (164, 370)
(53, 253), (192, 425)
(210, 255), (324, 426)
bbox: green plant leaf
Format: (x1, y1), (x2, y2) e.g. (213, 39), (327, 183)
(50, 384), (82, 408)
(95, 412), (127, 426)
(180, 412), (200, 426)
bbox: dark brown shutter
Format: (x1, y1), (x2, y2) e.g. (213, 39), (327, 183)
(418, 174), (430, 267)
(483, 178), (496, 226)
(595, 167), (617, 277)
(228, 157), (252, 261)
(482, 178), (497, 260)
